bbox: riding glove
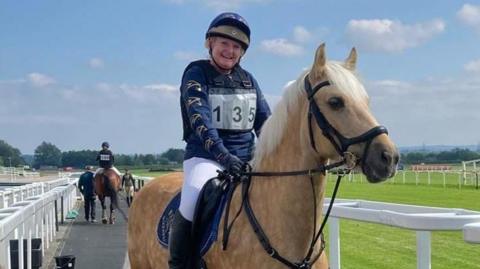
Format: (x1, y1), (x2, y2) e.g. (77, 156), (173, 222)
(225, 154), (244, 175)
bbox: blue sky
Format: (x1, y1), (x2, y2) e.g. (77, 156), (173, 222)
(1, 0), (480, 154)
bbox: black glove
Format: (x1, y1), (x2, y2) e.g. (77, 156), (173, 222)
(225, 154), (244, 175)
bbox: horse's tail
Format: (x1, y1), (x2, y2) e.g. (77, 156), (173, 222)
(104, 173), (128, 221)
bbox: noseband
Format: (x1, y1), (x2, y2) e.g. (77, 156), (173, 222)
(304, 75), (388, 163)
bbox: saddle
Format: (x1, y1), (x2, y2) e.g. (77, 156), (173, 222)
(157, 177), (229, 266)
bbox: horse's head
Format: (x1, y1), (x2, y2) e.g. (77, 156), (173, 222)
(305, 44), (399, 182)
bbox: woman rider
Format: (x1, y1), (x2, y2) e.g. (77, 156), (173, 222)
(169, 12), (271, 269)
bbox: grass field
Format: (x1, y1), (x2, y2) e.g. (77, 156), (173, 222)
(323, 173), (480, 269)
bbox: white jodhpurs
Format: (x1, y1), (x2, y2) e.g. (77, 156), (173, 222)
(179, 157), (224, 221)
(95, 166), (121, 177)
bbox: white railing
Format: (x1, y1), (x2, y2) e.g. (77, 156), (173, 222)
(337, 169), (479, 189)
(0, 177), (78, 269)
(132, 175), (153, 191)
(0, 183), (44, 209)
(323, 199), (480, 269)
(0, 173), (81, 210)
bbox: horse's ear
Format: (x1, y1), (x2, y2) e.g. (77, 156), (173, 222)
(310, 43), (326, 81)
(345, 47), (357, 71)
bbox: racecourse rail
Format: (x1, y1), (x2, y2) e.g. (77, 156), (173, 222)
(323, 198), (480, 269)
(0, 173), (78, 269)
(1, 174), (479, 269)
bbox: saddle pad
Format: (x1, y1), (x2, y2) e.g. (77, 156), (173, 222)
(157, 192), (227, 256)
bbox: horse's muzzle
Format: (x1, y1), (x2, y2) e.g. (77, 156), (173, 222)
(361, 138), (399, 183)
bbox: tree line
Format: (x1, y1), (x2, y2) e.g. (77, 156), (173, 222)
(3, 139), (480, 168)
(401, 148), (480, 164)
(0, 139), (184, 169)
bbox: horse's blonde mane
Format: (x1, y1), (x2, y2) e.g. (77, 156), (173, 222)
(253, 61), (368, 166)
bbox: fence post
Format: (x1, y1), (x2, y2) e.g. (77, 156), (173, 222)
(476, 172), (478, 190)
(54, 200), (59, 232)
(61, 196), (64, 225)
(329, 217), (341, 269)
(416, 231), (431, 269)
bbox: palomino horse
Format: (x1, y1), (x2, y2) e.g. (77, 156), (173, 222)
(95, 168), (121, 224)
(128, 44), (399, 269)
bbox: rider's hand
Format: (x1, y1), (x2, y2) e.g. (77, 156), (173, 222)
(225, 154), (244, 175)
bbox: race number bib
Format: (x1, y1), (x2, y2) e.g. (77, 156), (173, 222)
(209, 91), (257, 130)
(100, 154), (111, 161)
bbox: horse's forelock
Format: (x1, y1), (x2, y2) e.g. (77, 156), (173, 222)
(325, 61), (368, 101)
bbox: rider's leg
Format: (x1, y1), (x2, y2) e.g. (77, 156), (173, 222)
(111, 166), (121, 177)
(94, 168), (104, 177)
(169, 157), (223, 269)
(168, 211), (192, 269)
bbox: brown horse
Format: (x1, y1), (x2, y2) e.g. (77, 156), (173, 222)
(128, 44), (399, 268)
(95, 168), (121, 224)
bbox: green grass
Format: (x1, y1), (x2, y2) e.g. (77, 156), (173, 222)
(323, 175), (480, 269)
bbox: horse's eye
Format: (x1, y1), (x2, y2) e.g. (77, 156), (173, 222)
(328, 97), (344, 110)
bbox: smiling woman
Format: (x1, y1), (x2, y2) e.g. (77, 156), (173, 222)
(170, 12), (272, 269)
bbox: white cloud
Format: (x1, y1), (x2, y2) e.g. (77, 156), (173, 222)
(457, 4), (480, 32)
(174, 51), (200, 62)
(94, 82), (178, 103)
(367, 75), (480, 146)
(89, 58), (105, 69)
(0, 78), (184, 153)
(464, 59), (480, 73)
(260, 38), (303, 56)
(27, 73), (56, 87)
(293, 26), (312, 43)
(144, 83), (178, 93)
(345, 19), (445, 52)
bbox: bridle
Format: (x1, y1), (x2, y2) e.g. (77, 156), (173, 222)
(304, 75), (388, 165)
(220, 74), (389, 269)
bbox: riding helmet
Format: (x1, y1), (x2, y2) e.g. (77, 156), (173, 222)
(205, 12), (251, 50)
(101, 141), (110, 148)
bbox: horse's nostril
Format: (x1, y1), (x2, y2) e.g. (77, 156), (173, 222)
(393, 153), (400, 165)
(381, 151), (392, 164)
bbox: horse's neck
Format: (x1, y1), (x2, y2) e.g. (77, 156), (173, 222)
(245, 102), (327, 259)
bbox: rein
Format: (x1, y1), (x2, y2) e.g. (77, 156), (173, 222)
(220, 156), (351, 269)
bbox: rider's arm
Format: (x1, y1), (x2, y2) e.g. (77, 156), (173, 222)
(181, 66), (231, 165)
(251, 76), (272, 137)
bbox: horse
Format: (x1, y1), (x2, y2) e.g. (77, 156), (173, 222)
(127, 43), (399, 269)
(95, 168), (121, 224)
